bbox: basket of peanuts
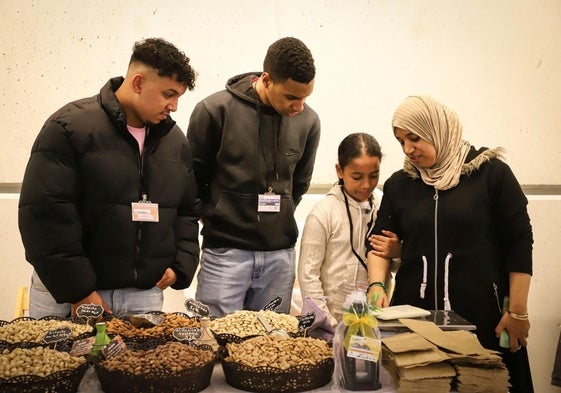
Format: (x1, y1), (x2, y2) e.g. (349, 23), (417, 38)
(95, 339), (216, 393)
(220, 335), (334, 393)
(210, 310), (301, 345)
(0, 343), (89, 393)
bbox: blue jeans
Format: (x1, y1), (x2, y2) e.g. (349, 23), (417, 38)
(195, 247), (295, 317)
(29, 270), (164, 319)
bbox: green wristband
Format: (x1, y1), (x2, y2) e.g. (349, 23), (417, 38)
(368, 281), (386, 292)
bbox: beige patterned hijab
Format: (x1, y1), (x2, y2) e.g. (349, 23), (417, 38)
(392, 95), (471, 190)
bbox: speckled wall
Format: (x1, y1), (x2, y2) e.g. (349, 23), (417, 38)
(1, 0), (560, 186)
(1, 3), (560, 392)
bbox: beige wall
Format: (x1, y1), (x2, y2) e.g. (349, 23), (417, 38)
(2, 1), (560, 391)
(2, 193), (560, 392)
(1, 0), (561, 186)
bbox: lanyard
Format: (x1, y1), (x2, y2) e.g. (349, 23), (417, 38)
(342, 186), (373, 270)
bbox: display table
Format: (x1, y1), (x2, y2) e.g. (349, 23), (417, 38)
(77, 362), (398, 393)
(76, 311), (473, 393)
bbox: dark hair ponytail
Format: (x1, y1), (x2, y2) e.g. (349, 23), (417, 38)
(337, 133), (382, 185)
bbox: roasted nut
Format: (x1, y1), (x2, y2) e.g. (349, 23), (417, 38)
(106, 314), (199, 338)
(0, 347), (86, 379)
(225, 335), (332, 369)
(211, 310), (298, 337)
(99, 341), (214, 375)
(0, 320), (92, 343)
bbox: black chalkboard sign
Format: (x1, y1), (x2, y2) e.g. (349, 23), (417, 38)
(76, 303), (104, 319)
(263, 296), (282, 311)
(184, 299), (210, 317)
(172, 327), (202, 341)
(298, 312), (316, 331)
(43, 327), (72, 343)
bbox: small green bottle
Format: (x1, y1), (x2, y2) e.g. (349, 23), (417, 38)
(499, 297), (510, 348)
(91, 322), (111, 357)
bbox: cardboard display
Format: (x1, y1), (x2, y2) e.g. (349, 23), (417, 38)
(381, 318), (510, 393)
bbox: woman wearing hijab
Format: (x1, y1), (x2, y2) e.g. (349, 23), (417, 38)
(366, 95), (533, 392)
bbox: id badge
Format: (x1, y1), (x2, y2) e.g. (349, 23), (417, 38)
(131, 196), (159, 222)
(258, 187), (281, 213)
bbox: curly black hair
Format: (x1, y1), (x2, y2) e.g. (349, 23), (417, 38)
(130, 38), (196, 91)
(263, 37), (315, 84)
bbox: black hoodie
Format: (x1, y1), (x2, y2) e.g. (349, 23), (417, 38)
(187, 72), (321, 250)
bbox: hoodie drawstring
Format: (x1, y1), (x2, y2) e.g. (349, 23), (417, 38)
(420, 252), (452, 309)
(420, 256), (428, 299)
(443, 252), (453, 311)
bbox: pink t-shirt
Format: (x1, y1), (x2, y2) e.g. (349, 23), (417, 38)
(127, 125), (146, 155)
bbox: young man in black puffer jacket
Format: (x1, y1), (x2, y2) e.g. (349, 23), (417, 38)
(19, 38), (200, 319)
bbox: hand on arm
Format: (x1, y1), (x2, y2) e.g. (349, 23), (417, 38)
(369, 230), (401, 259)
(494, 272), (531, 352)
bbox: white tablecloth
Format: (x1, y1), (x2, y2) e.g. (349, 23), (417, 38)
(78, 362), (398, 393)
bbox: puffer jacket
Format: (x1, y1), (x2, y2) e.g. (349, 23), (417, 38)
(187, 72), (320, 250)
(18, 77), (200, 304)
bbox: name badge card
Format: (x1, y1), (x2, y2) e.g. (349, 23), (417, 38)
(258, 194), (280, 212)
(131, 201), (159, 222)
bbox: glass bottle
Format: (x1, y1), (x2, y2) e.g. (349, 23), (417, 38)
(341, 301), (382, 391)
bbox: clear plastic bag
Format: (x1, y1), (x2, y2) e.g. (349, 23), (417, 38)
(331, 291), (382, 391)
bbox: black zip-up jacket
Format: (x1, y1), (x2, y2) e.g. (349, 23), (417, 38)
(367, 147), (533, 350)
(187, 72), (321, 250)
(18, 77), (200, 304)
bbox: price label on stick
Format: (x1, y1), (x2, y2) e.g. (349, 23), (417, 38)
(103, 336), (127, 358)
(43, 327), (72, 344)
(76, 303), (104, 319)
(184, 299), (210, 317)
(298, 312), (316, 331)
(70, 337), (95, 357)
(173, 327), (202, 342)
(263, 296), (283, 311)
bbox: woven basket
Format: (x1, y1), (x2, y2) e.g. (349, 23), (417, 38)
(221, 357), (334, 393)
(0, 344), (88, 393)
(95, 339), (215, 393)
(213, 329), (306, 347)
(96, 362), (214, 393)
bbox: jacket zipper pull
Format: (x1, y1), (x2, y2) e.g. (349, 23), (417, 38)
(492, 282), (502, 313)
(420, 256), (428, 299)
